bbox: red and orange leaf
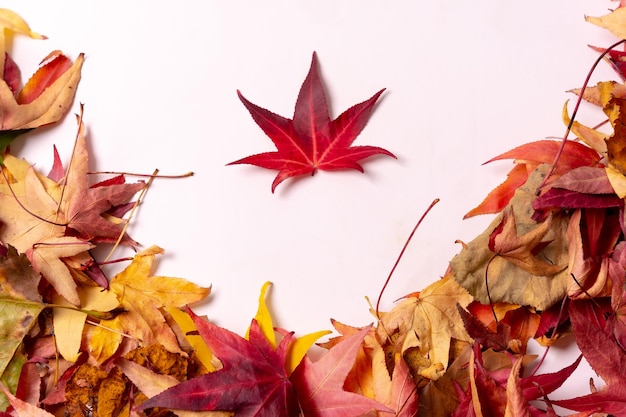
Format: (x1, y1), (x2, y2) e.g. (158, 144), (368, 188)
(290, 325), (391, 417)
(229, 52), (395, 192)
(466, 140), (602, 218)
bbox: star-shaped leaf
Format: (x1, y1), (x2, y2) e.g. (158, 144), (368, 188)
(229, 52), (395, 192)
(290, 324), (391, 417)
(139, 312), (299, 417)
(488, 207), (566, 276)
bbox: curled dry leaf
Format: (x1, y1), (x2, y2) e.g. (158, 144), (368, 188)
(451, 165), (570, 310)
(376, 273), (473, 383)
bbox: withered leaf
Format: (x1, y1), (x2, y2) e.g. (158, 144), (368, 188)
(376, 274), (473, 382)
(0, 298), (44, 376)
(488, 207), (566, 276)
(451, 165), (570, 310)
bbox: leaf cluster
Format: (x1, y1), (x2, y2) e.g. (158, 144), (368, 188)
(4, 5), (626, 417)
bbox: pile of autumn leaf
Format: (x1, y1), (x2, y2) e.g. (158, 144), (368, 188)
(2, 5), (626, 417)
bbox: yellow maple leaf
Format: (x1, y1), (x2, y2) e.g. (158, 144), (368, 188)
(376, 273), (473, 382)
(52, 286), (120, 362)
(88, 246), (210, 362)
(586, 7), (626, 40)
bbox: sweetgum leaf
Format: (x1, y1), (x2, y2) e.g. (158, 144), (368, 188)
(89, 246), (210, 362)
(229, 52), (395, 192)
(140, 311), (299, 417)
(376, 274), (473, 382)
(290, 324), (391, 417)
(59, 117), (145, 246)
(488, 207), (565, 276)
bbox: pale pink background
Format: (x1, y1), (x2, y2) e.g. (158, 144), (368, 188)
(3, 0), (619, 401)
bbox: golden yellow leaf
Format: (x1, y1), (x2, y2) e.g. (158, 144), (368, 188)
(247, 281), (275, 348)
(89, 246), (210, 362)
(586, 7), (626, 40)
(285, 329), (331, 375)
(0, 9), (45, 39)
(53, 287), (120, 362)
(166, 306), (216, 372)
(245, 281), (331, 374)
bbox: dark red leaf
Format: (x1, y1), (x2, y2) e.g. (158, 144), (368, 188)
(139, 310), (298, 417)
(520, 355), (582, 400)
(532, 188), (622, 211)
(569, 299), (626, 387)
(553, 384), (626, 416)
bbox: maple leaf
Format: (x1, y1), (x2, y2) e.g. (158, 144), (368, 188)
(229, 52), (395, 192)
(586, 7), (626, 40)
(290, 324), (391, 417)
(376, 273), (473, 382)
(139, 312), (300, 417)
(317, 320), (418, 416)
(117, 358), (229, 417)
(488, 207), (565, 276)
(57, 115), (145, 245)
(0, 381), (55, 417)
(88, 246), (210, 362)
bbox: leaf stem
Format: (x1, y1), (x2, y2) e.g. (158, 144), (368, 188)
(375, 198), (439, 318)
(87, 170), (194, 179)
(102, 169), (157, 263)
(538, 38), (625, 190)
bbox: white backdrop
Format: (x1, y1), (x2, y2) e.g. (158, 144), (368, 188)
(2, 0), (618, 400)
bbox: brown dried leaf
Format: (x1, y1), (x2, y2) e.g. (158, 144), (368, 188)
(450, 165), (570, 310)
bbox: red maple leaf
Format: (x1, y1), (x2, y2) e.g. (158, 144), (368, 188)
(229, 52), (395, 192)
(289, 324), (391, 417)
(138, 310), (299, 417)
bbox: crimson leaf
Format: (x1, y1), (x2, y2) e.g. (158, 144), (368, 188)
(229, 52), (395, 192)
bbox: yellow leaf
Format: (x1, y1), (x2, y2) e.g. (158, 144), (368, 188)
(606, 165), (626, 198)
(586, 8), (626, 40)
(247, 281), (275, 347)
(285, 329), (331, 375)
(166, 306), (216, 372)
(0, 298), (43, 376)
(53, 287), (120, 362)
(561, 101), (607, 155)
(0, 9), (45, 39)
(89, 246), (210, 362)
